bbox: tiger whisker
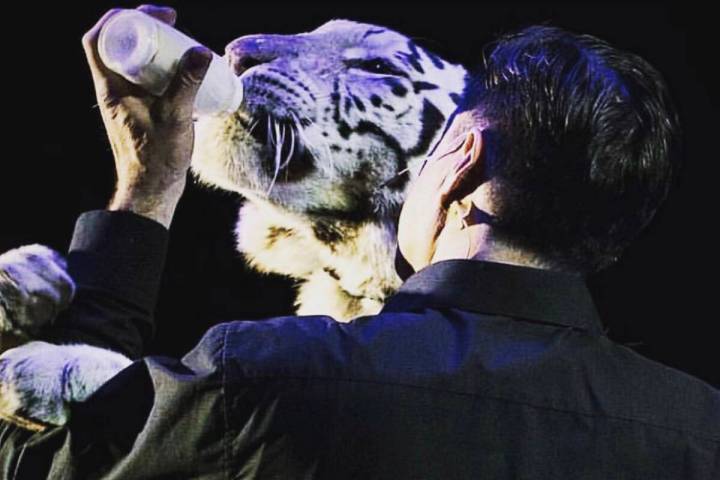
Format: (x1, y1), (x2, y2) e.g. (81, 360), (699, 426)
(267, 119), (284, 196)
(293, 111), (335, 170)
(281, 126), (295, 170)
(289, 112), (313, 161)
(247, 118), (260, 136)
(375, 167), (411, 192)
(266, 116), (274, 148)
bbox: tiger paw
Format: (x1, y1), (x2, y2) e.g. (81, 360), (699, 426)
(0, 341), (131, 428)
(0, 244), (75, 338)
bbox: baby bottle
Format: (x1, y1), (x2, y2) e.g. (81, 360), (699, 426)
(98, 9), (243, 115)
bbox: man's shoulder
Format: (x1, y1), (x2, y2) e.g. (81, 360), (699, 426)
(179, 309), (720, 442)
(180, 310), (444, 379)
(181, 314), (352, 377)
(580, 336), (720, 441)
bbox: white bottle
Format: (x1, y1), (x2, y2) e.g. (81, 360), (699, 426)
(98, 10), (243, 116)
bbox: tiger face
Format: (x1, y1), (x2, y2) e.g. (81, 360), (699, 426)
(191, 19), (467, 220)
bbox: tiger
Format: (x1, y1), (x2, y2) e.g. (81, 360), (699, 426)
(0, 19), (468, 427)
(192, 19), (467, 320)
(0, 245), (76, 349)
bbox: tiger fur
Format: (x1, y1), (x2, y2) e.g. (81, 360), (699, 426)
(192, 19), (467, 320)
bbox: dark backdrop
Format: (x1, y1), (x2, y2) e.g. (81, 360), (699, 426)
(1, 1), (716, 386)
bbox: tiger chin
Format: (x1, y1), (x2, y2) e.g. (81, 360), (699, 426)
(191, 19), (467, 321)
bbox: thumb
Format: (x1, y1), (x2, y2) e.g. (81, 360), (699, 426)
(161, 46), (213, 118)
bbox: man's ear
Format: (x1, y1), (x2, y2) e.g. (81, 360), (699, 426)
(439, 127), (484, 208)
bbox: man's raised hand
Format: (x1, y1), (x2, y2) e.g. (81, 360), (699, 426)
(82, 5), (212, 227)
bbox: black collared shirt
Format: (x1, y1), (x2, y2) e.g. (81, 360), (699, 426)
(2, 211), (719, 479)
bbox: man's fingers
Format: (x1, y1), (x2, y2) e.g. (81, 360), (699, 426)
(81, 8), (123, 75)
(136, 4), (177, 26)
(81, 9), (137, 102)
(159, 46), (212, 120)
(82, 7), (178, 104)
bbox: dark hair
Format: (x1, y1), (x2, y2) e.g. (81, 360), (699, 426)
(462, 26), (680, 273)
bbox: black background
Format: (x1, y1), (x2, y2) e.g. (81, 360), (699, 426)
(1, 1), (716, 386)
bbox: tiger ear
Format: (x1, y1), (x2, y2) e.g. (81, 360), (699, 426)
(438, 127), (484, 208)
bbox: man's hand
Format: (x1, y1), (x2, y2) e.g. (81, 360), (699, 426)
(82, 5), (212, 227)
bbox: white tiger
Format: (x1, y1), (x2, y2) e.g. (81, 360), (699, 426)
(193, 19), (466, 319)
(0, 19), (467, 427)
(0, 245), (75, 348)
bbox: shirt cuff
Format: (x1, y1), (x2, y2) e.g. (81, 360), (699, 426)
(67, 210), (169, 310)
(39, 210), (169, 358)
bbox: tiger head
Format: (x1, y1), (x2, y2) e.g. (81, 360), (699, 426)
(191, 19), (467, 221)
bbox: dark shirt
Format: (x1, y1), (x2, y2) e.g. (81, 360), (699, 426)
(1, 210), (718, 479)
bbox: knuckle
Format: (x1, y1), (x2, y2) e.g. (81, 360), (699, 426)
(136, 4), (158, 13)
(83, 8), (122, 46)
(81, 32), (94, 51)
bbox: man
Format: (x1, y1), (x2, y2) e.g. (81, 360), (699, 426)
(1, 5), (718, 479)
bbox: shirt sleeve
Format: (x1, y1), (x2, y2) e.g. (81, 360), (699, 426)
(37, 210), (169, 359)
(0, 324), (229, 479)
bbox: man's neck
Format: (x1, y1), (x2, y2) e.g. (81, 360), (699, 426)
(472, 241), (553, 270)
(431, 222), (553, 271)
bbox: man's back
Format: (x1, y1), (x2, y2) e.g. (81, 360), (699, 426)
(214, 260), (719, 478)
(6, 259), (715, 479)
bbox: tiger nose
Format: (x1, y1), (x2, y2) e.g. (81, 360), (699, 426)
(225, 36), (281, 76)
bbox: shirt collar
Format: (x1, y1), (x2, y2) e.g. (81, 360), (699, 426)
(382, 259), (604, 335)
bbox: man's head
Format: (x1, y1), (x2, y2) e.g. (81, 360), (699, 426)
(398, 25), (680, 275)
